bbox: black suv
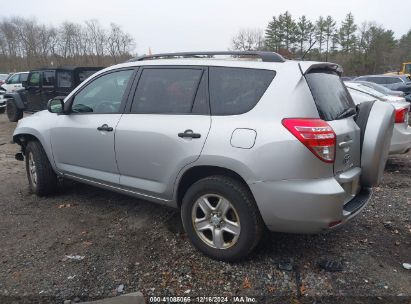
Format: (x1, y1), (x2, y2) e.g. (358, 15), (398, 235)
(5, 66), (103, 121)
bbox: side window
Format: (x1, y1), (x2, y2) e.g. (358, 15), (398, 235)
(19, 73), (29, 82)
(28, 72), (40, 87)
(369, 77), (385, 85)
(43, 71), (55, 87)
(131, 68), (203, 114)
(71, 69), (134, 114)
(209, 67), (275, 115)
(57, 71), (73, 88)
(7, 74), (19, 84)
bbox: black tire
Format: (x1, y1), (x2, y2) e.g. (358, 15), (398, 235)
(6, 99), (23, 122)
(25, 140), (57, 196)
(181, 175), (264, 262)
(0, 107), (5, 114)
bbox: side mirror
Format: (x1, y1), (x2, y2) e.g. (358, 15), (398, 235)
(47, 97), (65, 114)
(21, 81), (28, 88)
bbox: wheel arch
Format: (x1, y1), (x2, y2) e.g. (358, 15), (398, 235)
(4, 92), (25, 109)
(175, 165), (255, 208)
(13, 129), (58, 173)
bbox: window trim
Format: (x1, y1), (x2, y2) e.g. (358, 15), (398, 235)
(126, 65), (210, 116)
(64, 67), (138, 115)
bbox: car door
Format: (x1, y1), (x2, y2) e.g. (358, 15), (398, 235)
(24, 71), (42, 111)
(115, 66), (211, 200)
(50, 68), (136, 185)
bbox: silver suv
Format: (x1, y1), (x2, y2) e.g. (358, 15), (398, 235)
(13, 52), (395, 261)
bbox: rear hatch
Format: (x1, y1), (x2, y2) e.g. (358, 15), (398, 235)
(303, 67), (361, 179)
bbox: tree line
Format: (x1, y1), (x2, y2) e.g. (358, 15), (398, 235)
(231, 12), (411, 76)
(0, 17), (136, 72)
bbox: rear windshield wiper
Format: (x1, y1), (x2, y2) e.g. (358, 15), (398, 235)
(336, 107), (357, 120)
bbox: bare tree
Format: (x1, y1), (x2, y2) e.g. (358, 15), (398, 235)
(231, 28), (264, 51)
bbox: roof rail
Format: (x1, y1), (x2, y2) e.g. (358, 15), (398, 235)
(128, 51), (285, 63)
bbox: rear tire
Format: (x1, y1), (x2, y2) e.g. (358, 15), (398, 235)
(25, 141), (57, 196)
(6, 99), (23, 122)
(181, 175), (264, 262)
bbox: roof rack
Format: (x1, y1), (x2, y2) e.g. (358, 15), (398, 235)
(129, 51), (285, 63)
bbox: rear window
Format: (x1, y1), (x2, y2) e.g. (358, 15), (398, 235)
(209, 67), (275, 115)
(305, 71), (355, 121)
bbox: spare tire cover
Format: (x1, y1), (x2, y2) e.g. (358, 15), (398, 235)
(355, 101), (394, 187)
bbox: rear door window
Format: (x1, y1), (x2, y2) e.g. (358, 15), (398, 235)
(305, 71), (355, 121)
(131, 68), (204, 114)
(42, 71), (55, 87)
(209, 67), (275, 115)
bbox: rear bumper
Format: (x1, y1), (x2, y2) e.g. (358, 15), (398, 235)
(389, 124), (411, 154)
(250, 171), (371, 234)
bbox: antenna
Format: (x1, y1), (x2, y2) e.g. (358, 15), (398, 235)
(301, 40), (317, 61)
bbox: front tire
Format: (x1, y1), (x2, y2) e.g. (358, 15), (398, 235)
(181, 176), (264, 262)
(25, 141), (57, 196)
(6, 99), (23, 122)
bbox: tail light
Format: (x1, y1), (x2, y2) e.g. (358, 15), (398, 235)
(394, 108), (408, 124)
(282, 118), (336, 163)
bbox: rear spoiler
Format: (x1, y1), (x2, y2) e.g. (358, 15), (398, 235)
(298, 62), (343, 76)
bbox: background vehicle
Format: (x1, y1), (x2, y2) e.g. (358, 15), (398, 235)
(345, 81), (406, 104)
(386, 62), (411, 76)
(4, 66), (103, 122)
(0, 74), (9, 85)
(354, 75), (411, 94)
(353, 80), (405, 97)
(346, 84), (411, 155)
(1, 72), (29, 92)
(12, 51), (395, 261)
(0, 72), (29, 114)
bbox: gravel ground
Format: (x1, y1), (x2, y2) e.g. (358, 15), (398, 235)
(0, 113), (410, 304)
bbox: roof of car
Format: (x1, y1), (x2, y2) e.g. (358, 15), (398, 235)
(32, 66), (104, 72)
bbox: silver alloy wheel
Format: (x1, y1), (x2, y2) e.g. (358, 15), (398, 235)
(28, 152), (37, 187)
(191, 194), (241, 249)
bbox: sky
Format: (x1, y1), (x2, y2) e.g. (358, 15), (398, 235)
(2, 0), (411, 55)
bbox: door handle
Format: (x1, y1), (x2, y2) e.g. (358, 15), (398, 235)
(178, 129), (201, 139)
(338, 139), (353, 148)
(97, 124), (113, 132)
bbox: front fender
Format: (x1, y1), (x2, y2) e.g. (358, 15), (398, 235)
(13, 111), (60, 173)
(4, 91), (26, 109)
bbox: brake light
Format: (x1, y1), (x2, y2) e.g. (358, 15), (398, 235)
(394, 108), (408, 124)
(282, 118), (336, 163)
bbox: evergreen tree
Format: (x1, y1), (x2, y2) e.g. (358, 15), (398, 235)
(339, 13), (357, 53)
(315, 17), (327, 59)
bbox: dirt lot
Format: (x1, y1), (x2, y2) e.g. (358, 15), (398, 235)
(0, 113), (410, 304)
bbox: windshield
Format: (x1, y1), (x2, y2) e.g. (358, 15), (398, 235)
(404, 64), (411, 75)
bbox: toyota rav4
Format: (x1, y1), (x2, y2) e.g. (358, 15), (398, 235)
(12, 51), (395, 261)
